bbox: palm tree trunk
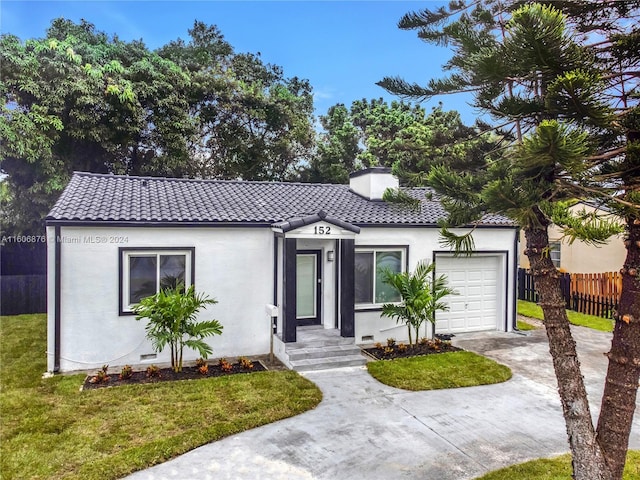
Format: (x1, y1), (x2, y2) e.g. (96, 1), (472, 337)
(596, 214), (640, 479)
(525, 223), (612, 480)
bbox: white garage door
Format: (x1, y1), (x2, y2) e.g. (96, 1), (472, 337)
(435, 255), (501, 334)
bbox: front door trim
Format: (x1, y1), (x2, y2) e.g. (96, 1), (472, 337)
(296, 250), (322, 326)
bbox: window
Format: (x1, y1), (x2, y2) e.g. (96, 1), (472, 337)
(120, 248), (194, 314)
(355, 248), (405, 306)
(549, 241), (561, 268)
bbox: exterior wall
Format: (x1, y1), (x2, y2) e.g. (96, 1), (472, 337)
(48, 221), (518, 372)
(518, 204), (626, 273)
(48, 225), (274, 373)
(353, 226), (518, 345)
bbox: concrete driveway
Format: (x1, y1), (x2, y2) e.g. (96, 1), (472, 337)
(126, 324), (640, 480)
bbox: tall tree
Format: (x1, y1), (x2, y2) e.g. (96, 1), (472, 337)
(379, 2), (639, 479)
(1, 19), (195, 234)
(304, 99), (499, 184)
(159, 22), (315, 182)
(301, 103), (361, 184)
(1, 19), (316, 235)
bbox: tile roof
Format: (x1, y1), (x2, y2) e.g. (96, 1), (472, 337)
(46, 172), (514, 227)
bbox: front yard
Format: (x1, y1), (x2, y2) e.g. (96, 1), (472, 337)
(367, 350), (512, 391)
(0, 314), (322, 480)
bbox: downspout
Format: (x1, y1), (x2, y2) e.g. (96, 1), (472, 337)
(54, 225), (61, 372)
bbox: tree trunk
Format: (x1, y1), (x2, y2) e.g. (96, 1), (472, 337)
(524, 222), (612, 480)
(596, 214), (640, 479)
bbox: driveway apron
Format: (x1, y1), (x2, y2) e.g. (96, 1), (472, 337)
(126, 326), (640, 480)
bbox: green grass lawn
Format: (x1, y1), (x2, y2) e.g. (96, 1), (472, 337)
(367, 351), (512, 391)
(475, 451), (640, 479)
(0, 314), (323, 480)
(518, 300), (614, 332)
(517, 319), (537, 330)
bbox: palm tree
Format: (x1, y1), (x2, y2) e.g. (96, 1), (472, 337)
(380, 260), (456, 346)
(133, 284), (223, 372)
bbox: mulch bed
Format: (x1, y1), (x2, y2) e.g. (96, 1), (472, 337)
(363, 339), (462, 361)
(82, 360), (267, 390)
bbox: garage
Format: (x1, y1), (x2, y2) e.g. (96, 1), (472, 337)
(434, 254), (504, 334)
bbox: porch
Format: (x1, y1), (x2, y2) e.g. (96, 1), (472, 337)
(274, 326), (367, 371)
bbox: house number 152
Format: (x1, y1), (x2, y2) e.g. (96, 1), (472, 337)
(314, 226), (331, 235)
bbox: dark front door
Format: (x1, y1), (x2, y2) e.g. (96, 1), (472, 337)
(296, 250), (321, 326)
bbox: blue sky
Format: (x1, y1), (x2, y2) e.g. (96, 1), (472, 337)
(1, 1), (478, 124)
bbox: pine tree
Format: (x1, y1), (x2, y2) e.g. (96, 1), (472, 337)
(379, 2), (639, 479)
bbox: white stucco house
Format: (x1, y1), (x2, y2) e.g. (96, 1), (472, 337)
(46, 167), (518, 373)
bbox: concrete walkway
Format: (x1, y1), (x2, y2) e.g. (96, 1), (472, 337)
(126, 325), (640, 480)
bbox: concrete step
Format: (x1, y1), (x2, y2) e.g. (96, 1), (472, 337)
(292, 328), (356, 347)
(287, 344), (363, 361)
(280, 327), (367, 371)
(290, 354), (367, 372)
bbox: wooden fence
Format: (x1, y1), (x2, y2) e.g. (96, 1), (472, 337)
(0, 274), (47, 315)
(518, 268), (621, 319)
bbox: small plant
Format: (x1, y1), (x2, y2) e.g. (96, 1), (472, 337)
(198, 363), (209, 375)
(218, 358), (233, 372)
(89, 365), (110, 384)
(397, 342), (408, 352)
(132, 285), (223, 373)
(418, 337), (429, 346)
(146, 364), (161, 378)
(239, 357), (254, 370)
(381, 260), (456, 346)
(195, 357), (207, 368)
(386, 338), (396, 348)
(374, 342), (383, 350)
(383, 346), (394, 356)
(119, 365), (133, 380)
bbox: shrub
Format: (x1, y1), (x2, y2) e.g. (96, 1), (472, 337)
(89, 365), (110, 384)
(146, 364), (161, 378)
(218, 358), (233, 372)
(132, 285), (223, 372)
(381, 260), (456, 345)
(197, 364), (209, 375)
(239, 357), (254, 370)
(386, 338), (396, 348)
(119, 365), (133, 380)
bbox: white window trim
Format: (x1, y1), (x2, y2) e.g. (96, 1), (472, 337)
(120, 248), (194, 314)
(354, 247), (406, 309)
(549, 241), (561, 268)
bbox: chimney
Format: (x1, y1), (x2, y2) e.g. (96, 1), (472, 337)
(349, 167), (399, 201)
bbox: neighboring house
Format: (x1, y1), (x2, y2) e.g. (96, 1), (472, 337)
(46, 167), (518, 373)
(519, 201), (626, 273)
